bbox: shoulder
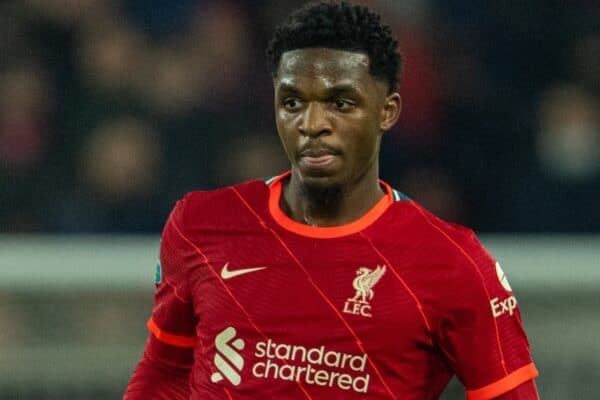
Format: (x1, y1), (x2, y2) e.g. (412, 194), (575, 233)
(414, 204), (516, 315)
(167, 178), (271, 230)
(386, 198), (484, 252)
(392, 199), (487, 256)
(391, 200), (499, 292)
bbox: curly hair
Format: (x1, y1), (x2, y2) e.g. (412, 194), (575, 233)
(266, 1), (401, 93)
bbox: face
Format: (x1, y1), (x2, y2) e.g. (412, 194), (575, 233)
(274, 48), (401, 190)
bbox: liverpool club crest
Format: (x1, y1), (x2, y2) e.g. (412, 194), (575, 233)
(343, 265), (386, 318)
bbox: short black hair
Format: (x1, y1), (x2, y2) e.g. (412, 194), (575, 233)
(267, 1), (401, 93)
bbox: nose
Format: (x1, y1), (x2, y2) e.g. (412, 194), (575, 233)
(298, 102), (331, 138)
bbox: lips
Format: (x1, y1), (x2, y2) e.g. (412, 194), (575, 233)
(302, 154), (336, 167)
(300, 147), (336, 157)
(298, 147), (339, 170)
(300, 150), (336, 158)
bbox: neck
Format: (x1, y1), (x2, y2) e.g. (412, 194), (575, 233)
(280, 168), (385, 227)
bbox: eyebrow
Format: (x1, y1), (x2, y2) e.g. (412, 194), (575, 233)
(277, 82), (362, 98)
(277, 82), (302, 95)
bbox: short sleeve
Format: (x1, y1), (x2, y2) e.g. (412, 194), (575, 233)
(147, 197), (198, 348)
(437, 234), (538, 400)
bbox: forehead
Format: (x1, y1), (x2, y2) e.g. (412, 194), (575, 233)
(275, 48), (373, 89)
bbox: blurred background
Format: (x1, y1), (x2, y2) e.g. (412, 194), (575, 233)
(0, 0), (598, 398)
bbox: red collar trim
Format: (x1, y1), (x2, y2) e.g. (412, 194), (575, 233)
(267, 171), (393, 239)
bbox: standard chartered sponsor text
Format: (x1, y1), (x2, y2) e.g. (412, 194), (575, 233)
(251, 339), (370, 393)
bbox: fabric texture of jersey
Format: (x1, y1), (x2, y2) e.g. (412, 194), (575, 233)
(148, 172), (538, 399)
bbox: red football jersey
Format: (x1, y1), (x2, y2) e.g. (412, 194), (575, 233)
(148, 171), (537, 399)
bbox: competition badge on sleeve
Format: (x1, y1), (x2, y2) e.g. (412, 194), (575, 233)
(154, 259), (162, 284)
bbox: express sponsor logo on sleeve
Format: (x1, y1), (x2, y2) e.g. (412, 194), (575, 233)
(490, 262), (518, 318)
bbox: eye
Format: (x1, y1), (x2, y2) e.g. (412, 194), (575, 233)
(283, 98), (302, 111)
(333, 99), (353, 110)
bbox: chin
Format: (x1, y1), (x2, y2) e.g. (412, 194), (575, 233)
(299, 175), (344, 213)
(298, 170), (342, 188)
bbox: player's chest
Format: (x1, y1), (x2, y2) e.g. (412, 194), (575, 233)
(189, 232), (428, 347)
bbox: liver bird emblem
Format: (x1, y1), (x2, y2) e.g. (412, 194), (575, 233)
(349, 265), (386, 304)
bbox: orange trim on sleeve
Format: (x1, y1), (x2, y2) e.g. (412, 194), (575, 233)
(267, 171), (394, 239)
(466, 363), (539, 400)
(146, 318), (196, 348)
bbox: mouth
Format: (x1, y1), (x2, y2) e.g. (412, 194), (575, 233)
(301, 154), (336, 167)
(298, 147), (340, 170)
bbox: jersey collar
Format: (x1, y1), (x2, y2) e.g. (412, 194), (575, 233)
(267, 171), (394, 239)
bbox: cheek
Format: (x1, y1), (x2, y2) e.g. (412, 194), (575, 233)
(355, 135), (380, 165)
(276, 110), (296, 136)
(276, 121), (295, 160)
(350, 121), (381, 160)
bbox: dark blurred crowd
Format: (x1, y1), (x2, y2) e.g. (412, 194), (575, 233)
(0, 0), (598, 233)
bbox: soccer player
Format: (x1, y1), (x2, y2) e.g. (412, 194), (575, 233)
(124, 2), (539, 399)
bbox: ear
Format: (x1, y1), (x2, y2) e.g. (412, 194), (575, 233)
(380, 92), (402, 132)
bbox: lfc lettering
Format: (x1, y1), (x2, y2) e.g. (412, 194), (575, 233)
(343, 301), (372, 317)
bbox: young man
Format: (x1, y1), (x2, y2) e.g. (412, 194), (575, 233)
(125, 2), (539, 399)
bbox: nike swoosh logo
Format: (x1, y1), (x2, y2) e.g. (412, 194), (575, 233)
(220, 263), (267, 280)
